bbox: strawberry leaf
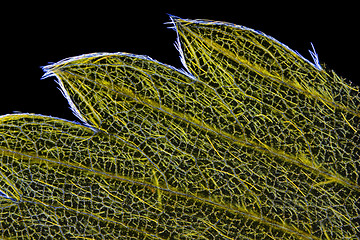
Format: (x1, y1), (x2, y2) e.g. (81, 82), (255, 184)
(1, 17), (359, 239)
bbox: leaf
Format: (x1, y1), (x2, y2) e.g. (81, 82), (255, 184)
(1, 16), (359, 239)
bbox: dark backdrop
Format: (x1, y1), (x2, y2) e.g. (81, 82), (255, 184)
(2, 2), (358, 122)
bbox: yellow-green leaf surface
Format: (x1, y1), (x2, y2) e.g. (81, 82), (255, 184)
(1, 16), (359, 239)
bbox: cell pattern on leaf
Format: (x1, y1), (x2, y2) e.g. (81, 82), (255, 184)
(0, 16), (359, 239)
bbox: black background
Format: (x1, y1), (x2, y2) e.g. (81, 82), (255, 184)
(2, 2), (359, 123)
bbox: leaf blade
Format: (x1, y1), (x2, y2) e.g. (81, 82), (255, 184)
(45, 48), (359, 238)
(0, 114), (167, 239)
(1, 17), (360, 239)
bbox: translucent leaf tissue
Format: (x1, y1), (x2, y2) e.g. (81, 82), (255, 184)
(1, 16), (359, 239)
